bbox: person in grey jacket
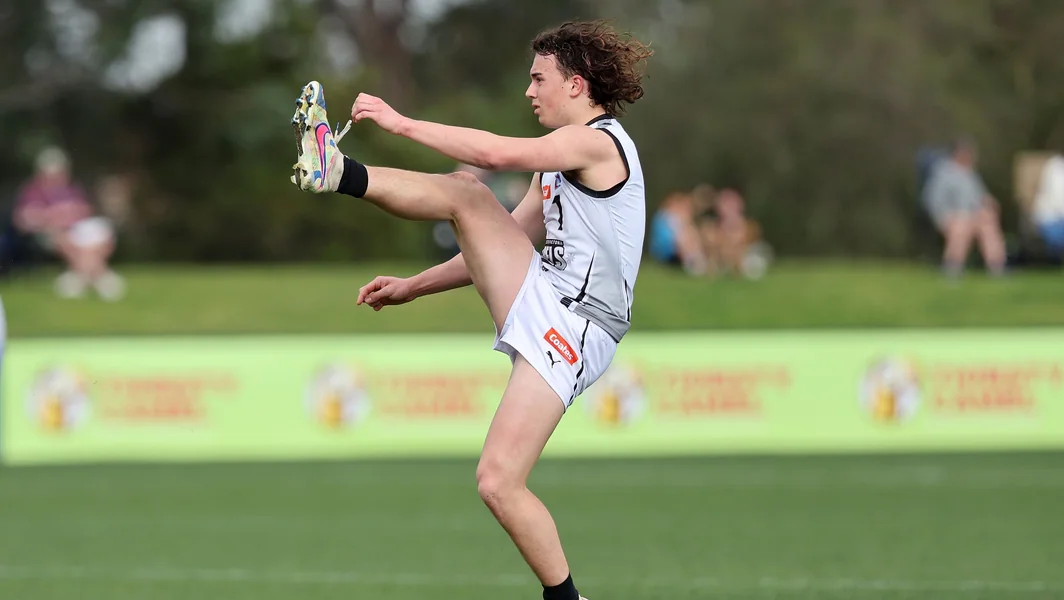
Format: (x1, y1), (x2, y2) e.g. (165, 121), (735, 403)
(923, 138), (1007, 277)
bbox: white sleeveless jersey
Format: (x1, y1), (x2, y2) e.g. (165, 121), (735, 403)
(538, 114), (645, 342)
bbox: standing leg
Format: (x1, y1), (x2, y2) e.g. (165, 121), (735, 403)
(478, 355), (581, 599)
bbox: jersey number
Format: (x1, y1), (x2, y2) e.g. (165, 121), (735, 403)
(551, 195), (564, 230)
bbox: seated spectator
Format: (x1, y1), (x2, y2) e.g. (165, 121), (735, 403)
(690, 183), (717, 218)
(921, 137), (1007, 277)
(699, 188), (766, 277)
(13, 147), (125, 300)
(648, 190), (707, 274)
(1032, 152), (1064, 259)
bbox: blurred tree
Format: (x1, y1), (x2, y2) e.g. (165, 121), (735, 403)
(320, 0), (417, 110)
(2, 0), (1064, 263)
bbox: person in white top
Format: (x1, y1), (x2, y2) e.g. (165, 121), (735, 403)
(288, 20), (652, 600)
(1033, 153), (1064, 258)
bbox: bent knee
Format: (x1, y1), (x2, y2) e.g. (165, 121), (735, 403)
(978, 211), (1001, 230)
(448, 170), (482, 185)
(445, 170), (490, 198)
(476, 459), (522, 505)
(442, 172), (499, 219)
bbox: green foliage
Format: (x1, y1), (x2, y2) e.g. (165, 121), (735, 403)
(2, 0), (1064, 261)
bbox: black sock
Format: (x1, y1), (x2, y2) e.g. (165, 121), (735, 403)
(337, 156), (368, 198)
(543, 574), (579, 600)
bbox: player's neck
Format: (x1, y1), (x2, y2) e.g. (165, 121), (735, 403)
(566, 107), (608, 127)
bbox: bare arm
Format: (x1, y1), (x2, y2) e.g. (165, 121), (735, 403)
(12, 186), (45, 233)
(510, 173), (548, 245)
(351, 94), (616, 173)
(13, 204), (46, 233)
(408, 252), (472, 298)
(398, 121), (615, 173)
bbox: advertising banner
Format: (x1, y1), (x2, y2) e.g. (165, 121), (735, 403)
(3, 331), (1063, 464)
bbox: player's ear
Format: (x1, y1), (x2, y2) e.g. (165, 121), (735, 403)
(568, 75), (587, 99)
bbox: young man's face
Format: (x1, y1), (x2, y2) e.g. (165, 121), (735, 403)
(525, 53), (573, 129)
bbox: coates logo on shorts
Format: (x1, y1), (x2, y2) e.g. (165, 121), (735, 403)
(26, 366), (92, 432)
(584, 364), (647, 426)
(306, 363), (372, 429)
(543, 328), (578, 365)
(858, 357), (922, 423)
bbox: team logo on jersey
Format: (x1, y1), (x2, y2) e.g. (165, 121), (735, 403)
(541, 184), (551, 200)
(542, 239), (567, 270)
(543, 328), (578, 365)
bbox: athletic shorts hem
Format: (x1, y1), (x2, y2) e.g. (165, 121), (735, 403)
(492, 254), (617, 412)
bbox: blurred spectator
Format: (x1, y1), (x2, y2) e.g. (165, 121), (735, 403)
(690, 183), (717, 219)
(648, 189), (707, 274)
(921, 137), (1007, 277)
(699, 188), (772, 279)
(1032, 152), (1064, 259)
(13, 147), (125, 300)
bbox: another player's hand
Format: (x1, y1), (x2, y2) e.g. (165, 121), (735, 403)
(351, 93), (409, 135)
(356, 276), (416, 311)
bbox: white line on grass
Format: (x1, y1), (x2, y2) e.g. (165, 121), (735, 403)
(528, 466), (1064, 489)
(0, 565), (1059, 593)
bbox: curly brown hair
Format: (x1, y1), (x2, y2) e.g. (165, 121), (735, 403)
(531, 20), (653, 117)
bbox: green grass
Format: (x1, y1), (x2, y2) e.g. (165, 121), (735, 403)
(2, 260), (1063, 337)
(1, 452), (1062, 599)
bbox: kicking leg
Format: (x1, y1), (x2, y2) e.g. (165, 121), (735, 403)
(478, 354), (581, 599)
(290, 81), (534, 330)
(363, 168), (533, 329)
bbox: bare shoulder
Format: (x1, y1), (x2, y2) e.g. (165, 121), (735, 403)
(546, 124), (619, 166)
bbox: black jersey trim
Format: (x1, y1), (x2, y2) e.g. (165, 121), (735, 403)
(561, 127), (630, 199)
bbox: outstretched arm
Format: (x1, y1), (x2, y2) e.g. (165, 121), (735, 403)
(351, 94), (616, 173)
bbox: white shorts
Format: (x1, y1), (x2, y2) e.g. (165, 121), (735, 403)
(68, 217), (114, 249)
(493, 254), (618, 411)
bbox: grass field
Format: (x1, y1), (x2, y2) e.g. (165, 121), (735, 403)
(2, 452), (1062, 600)
(4, 261), (1062, 599)
(2, 260), (1063, 337)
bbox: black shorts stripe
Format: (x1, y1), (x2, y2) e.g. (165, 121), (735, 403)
(623, 278), (631, 322)
(574, 254), (595, 303)
(570, 319), (592, 402)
